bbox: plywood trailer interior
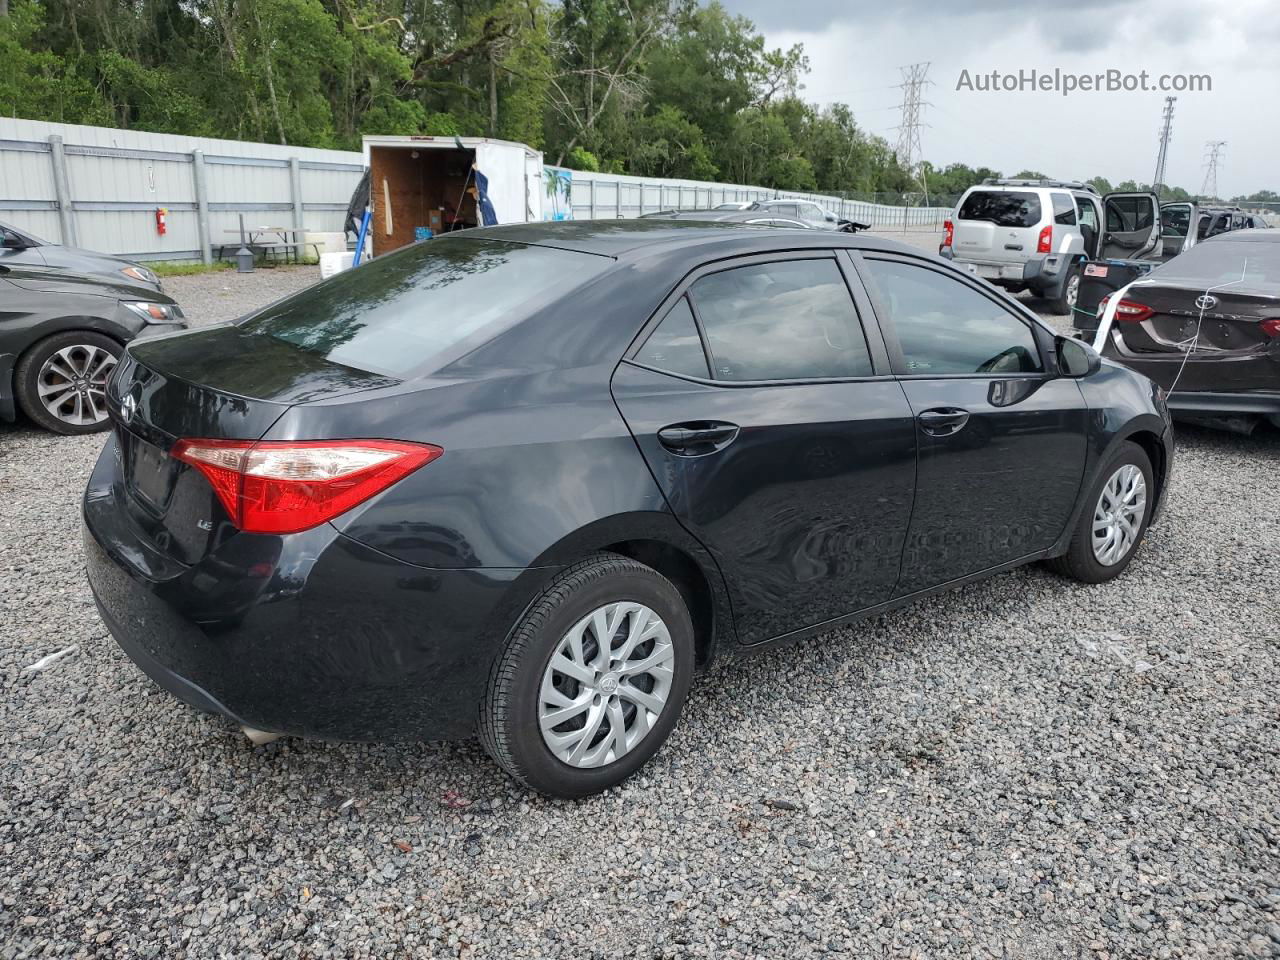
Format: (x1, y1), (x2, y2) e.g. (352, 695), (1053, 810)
(368, 145), (479, 255)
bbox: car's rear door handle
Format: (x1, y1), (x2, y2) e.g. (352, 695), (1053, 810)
(657, 421), (739, 455)
(917, 407), (970, 437)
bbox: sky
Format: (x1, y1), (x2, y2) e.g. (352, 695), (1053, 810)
(719, 0), (1279, 197)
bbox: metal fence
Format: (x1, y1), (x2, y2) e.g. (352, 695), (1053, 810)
(548, 167), (953, 229)
(0, 118), (365, 262)
(0, 119), (953, 262)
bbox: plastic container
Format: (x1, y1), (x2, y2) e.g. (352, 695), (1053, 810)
(319, 251), (356, 279)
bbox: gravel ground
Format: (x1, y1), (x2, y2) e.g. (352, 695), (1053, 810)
(2, 252), (1279, 959)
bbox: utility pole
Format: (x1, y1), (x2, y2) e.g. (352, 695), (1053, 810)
(1151, 96), (1176, 196)
(1201, 141), (1227, 200)
(894, 62), (931, 204)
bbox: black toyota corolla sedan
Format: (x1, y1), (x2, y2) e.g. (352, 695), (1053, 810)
(84, 220), (1174, 797)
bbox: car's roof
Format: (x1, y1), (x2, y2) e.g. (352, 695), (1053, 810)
(467, 219), (912, 259)
(1200, 228), (1280, 243)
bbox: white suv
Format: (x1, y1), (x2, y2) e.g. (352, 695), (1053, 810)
(940, 179), (1162, 315)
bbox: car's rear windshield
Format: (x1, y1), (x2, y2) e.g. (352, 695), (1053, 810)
(957, 191), (1042, 228)
(1154, 238), (1280, 288)
(238, 237), (610, 377)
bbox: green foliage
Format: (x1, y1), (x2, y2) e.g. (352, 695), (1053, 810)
(2, 0), (1071, 199)
(0, 2), (109, 125)
(565, 147), (600, 172)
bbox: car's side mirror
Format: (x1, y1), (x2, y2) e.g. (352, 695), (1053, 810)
(1057, 335), (1101, 378)
(1, 229), (30, 250)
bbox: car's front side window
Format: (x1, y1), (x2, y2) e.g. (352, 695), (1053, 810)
(686, 258), (874, 382)
(861, 258), (1043, 376)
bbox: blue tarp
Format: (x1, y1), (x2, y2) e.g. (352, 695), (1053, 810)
(474, 169), (499, 226)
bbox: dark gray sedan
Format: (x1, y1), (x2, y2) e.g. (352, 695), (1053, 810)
(0, 262), (185, 434)
(1, 220), (162, 292)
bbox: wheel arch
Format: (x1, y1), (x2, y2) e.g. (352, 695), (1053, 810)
(1048, 413), (1171, 558)
(528, 513), (736, 669)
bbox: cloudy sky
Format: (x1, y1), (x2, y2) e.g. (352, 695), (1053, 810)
(721, 0), (1279, 197)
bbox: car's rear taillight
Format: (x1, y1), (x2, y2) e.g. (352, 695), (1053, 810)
(1101, 296), (1154, 323)
(942, 219), (954, 248)
(1261, 317), (1280, 338)
(171, 439), (443, 534)
(1037, 225), (1053, 254)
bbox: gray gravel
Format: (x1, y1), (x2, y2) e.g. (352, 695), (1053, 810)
(3, 256), (1280, 959)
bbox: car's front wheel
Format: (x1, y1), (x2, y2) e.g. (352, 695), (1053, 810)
(1047, 441), (1154, 583)
(14, 331), (121, 435)
(479, 554), (695, 798)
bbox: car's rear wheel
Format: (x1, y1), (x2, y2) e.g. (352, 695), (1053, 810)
(479, 554), (695, 798)
(1047, 441), (1153, 584)
(1050, 263), (1082, 316)
(14, 331), (121, 435)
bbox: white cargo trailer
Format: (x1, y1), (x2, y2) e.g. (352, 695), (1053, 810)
(361, 135), (544, 256)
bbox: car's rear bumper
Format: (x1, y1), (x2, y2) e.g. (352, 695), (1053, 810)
(83, 443), (558, 742)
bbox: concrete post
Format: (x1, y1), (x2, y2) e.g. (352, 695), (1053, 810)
(588, 179), (596, 220)
(48, 135), (77, 247)
(191, 149), (212, 265)
(289, 157), (305, 254)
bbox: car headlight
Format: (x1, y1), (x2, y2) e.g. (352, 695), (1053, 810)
(122, 301), (184, 324)
(121, 265), (159, 285)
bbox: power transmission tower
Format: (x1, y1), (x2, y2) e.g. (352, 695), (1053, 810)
(1201, 141), (1227, 199)
(1151, 96), (1176, 195)
(894, 62), (931, 203)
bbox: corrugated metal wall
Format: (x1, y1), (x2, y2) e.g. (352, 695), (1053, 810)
(1, 119), (950, 262)
(0, 119), (365, 261)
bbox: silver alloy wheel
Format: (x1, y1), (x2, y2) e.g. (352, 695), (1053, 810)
(37, 344), (117, 426)
(1065, 272), (1080, 309)
(1092, 464), (1147, 565)
(539, 601), (674, 768)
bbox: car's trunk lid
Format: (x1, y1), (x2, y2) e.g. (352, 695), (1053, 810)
(1112, 286), (1280, 358)
(106, 324), (399, 565)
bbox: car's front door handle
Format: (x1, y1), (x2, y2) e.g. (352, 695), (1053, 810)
(917, 407), (970, 437)
(657, 421), (739, 455)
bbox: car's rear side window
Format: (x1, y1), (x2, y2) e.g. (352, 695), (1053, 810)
(635, 297), (710, 379)
(861, 258), (1043, 376)
(1051, 192), (1077, 225)
(686, 258), (873, 381)
(957, 191), (1042, 228)
(239, 237), (610, 377)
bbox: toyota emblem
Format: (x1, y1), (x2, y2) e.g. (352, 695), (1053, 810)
(1194, 294), (1218, 311)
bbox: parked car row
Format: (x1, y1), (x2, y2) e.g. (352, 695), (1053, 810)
(939, 178), (1268, 316)
(79, 219), (1174, 798)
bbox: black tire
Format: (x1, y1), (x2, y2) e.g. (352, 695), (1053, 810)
(1046, 441), (1154, 584)
(1050, 263), (1082, 316)
(14, 331), (122, 435)
(479, 553), (695, 799)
